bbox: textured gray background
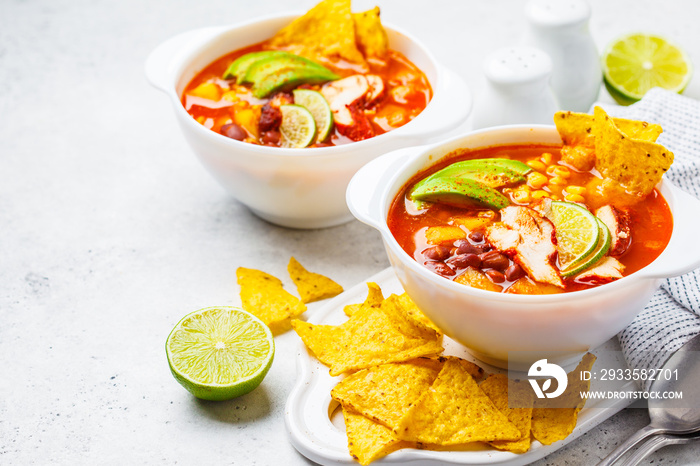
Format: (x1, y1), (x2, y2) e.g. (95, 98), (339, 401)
(1, 0), (699, 464)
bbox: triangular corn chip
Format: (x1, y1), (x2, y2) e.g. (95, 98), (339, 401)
(343, 407), (411, 465)
(481, 374), (534, 454)
(343, 282), (384, 317)
(287, 256), (343, 303)
(353, 7), (388, 60)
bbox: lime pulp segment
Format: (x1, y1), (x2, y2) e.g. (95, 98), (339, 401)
(549, 201), (600, 272)
(293, 89), (333, 143)
(279, 104), (317, 148)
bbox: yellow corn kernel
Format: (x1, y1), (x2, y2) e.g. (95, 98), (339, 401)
(553, 166), (571, 178)
(565, 193), (586, 203)
(546, 165), (558, 176)
(548, 176), (567, 185)
(512, 190), (531, 204)
(188, 82), (222, 101)
(527, 160), (546, 172)
(565, 185), (586, 195)
(527, 172), (548, 189)
(541, 152), (553, 164)
(532, 190), (550, 199)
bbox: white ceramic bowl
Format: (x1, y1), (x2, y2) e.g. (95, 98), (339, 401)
(347, 126), (700, 369)
(145, 14), (471, 229)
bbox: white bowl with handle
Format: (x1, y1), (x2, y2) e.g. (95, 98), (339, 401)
(145, 14), (471, 229)
(346, 125), (700, 368)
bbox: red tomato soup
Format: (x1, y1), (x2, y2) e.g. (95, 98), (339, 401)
(387, 144), (673, 294)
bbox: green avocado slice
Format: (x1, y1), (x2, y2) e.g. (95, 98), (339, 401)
(251, 66), (340, 98)
(223, 51), (290, 83)
(425, 159), (531, 181)
(243, 54), (337, 84)
(410, 177), (511, 210)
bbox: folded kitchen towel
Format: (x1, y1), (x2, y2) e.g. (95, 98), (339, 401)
(596, 88), (700, 391)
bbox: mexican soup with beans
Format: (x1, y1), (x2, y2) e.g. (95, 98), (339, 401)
(387, 144), (673, 294)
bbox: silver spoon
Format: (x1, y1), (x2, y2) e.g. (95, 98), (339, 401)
(617, 432), (700, 466)
(597, 332), (700, 466)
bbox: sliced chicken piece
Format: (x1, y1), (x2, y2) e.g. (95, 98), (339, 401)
(321, 75), (375, 141)
(595, 205), (631, 257)
(575, 257), (624, 284)
(365, 74), (385, 107)
(486, 206), (564, 288)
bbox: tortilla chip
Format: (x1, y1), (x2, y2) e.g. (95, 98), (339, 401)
(425, 226), (466, 245)
(531, 353), (597, 445)
(237, 267), (306, 334)
(343, 407), (410, 465)
(344, 282), (384, 317)
(593, 106), (673, 196)
(287, 257), (343, 303)
(332, 358), (443, 429)
(396, 292), (442, 334)
(395, 359), (521, 445)
(266, 0), (366, 67)
(554, 110), (663, 172)
(292, 295), (443, 376)
(480, 374), (534, 454)
(353, 7), (388, 60)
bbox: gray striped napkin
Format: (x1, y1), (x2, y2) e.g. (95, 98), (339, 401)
(595, 88), (700, 391)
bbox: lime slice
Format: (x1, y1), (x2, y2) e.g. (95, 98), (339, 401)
(603, 33), (693, 105)
(166, 306), (274, 401)
(293, 89), (334, 142)
(279, 104), (317, 148)
(548, 201), (600, 272)
(562, 218), (612, 278)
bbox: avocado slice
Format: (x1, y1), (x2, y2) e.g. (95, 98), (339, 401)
(410, 177), (511, 210)
(223, 51), (290, 83)
(252, 66), (340, 98)
(426, 159), (531, 181)
(243, 54), (337, 84)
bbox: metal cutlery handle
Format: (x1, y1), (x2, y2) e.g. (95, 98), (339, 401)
(618, 434), (700, 466)
(596, 425), (661, 466)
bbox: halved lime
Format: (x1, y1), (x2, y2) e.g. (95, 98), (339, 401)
(279, 104), (317, 148)
(166, 306), (274, 401)
(293, 89), (334, 142)
(548, 201), (600, 272)
(603, 33), (693, 105)
(562, 218), (612, 278)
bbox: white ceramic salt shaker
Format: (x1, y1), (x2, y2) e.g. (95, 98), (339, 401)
(525, 0), (601, 112)
(472, 46), (559, 129)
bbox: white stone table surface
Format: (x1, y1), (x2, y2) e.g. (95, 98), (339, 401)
(2, 0), (699, 464)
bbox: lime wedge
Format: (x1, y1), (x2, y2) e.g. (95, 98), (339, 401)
(603, 33), (693, 105)
(293, 89), (334, 142)
(279, 104), (317, 148)
(562, 218), (612, 278)
(548, 201), (600, 272)
(166, 306), (274, 401)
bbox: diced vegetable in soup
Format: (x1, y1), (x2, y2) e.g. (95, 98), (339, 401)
(181, 1), (431, 148)
(387, 145), (673, 293)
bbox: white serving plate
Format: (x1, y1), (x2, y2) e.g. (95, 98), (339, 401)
(285, 268), (636, 465)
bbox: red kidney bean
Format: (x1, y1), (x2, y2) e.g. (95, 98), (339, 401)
(485, 269), (506, 283)
(479, 251), (510, 271)
(447, 253), (481, 269)
(221, 123), (246, 141)
(505, 263), (526, 281)
(259, 104), (282, 132)
(424, 261), (455, 277)
(468, 231), (484, 243)
(261, 130), (281, 144)
(424, 245), (451, 261)
(455, 239), (480, 255)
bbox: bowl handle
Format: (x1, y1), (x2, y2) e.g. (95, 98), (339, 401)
(346, 146), (424, 230)
(145, 27), (224, 92)
(637, 187), (700, 279)
(394, 66), (472, 143)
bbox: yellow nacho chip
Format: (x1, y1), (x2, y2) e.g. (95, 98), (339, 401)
(480, 374), (534, 454)
(554, 110), (663, 172)
(531, 352), (597, 445)
(353, 7), (388, 60)
(344, 282), (384, 317)
(288, 257), (344, 303)
(593, 106), (673, 196)
(292, 295), (443, 376)
(332, 358), (443, 429)
(236, 267), (306, 334)
(266, 0), (366, 67)
(396, 292), (442, 334)
(395, 359), (521, 445)
(343, 407), (411, 465)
